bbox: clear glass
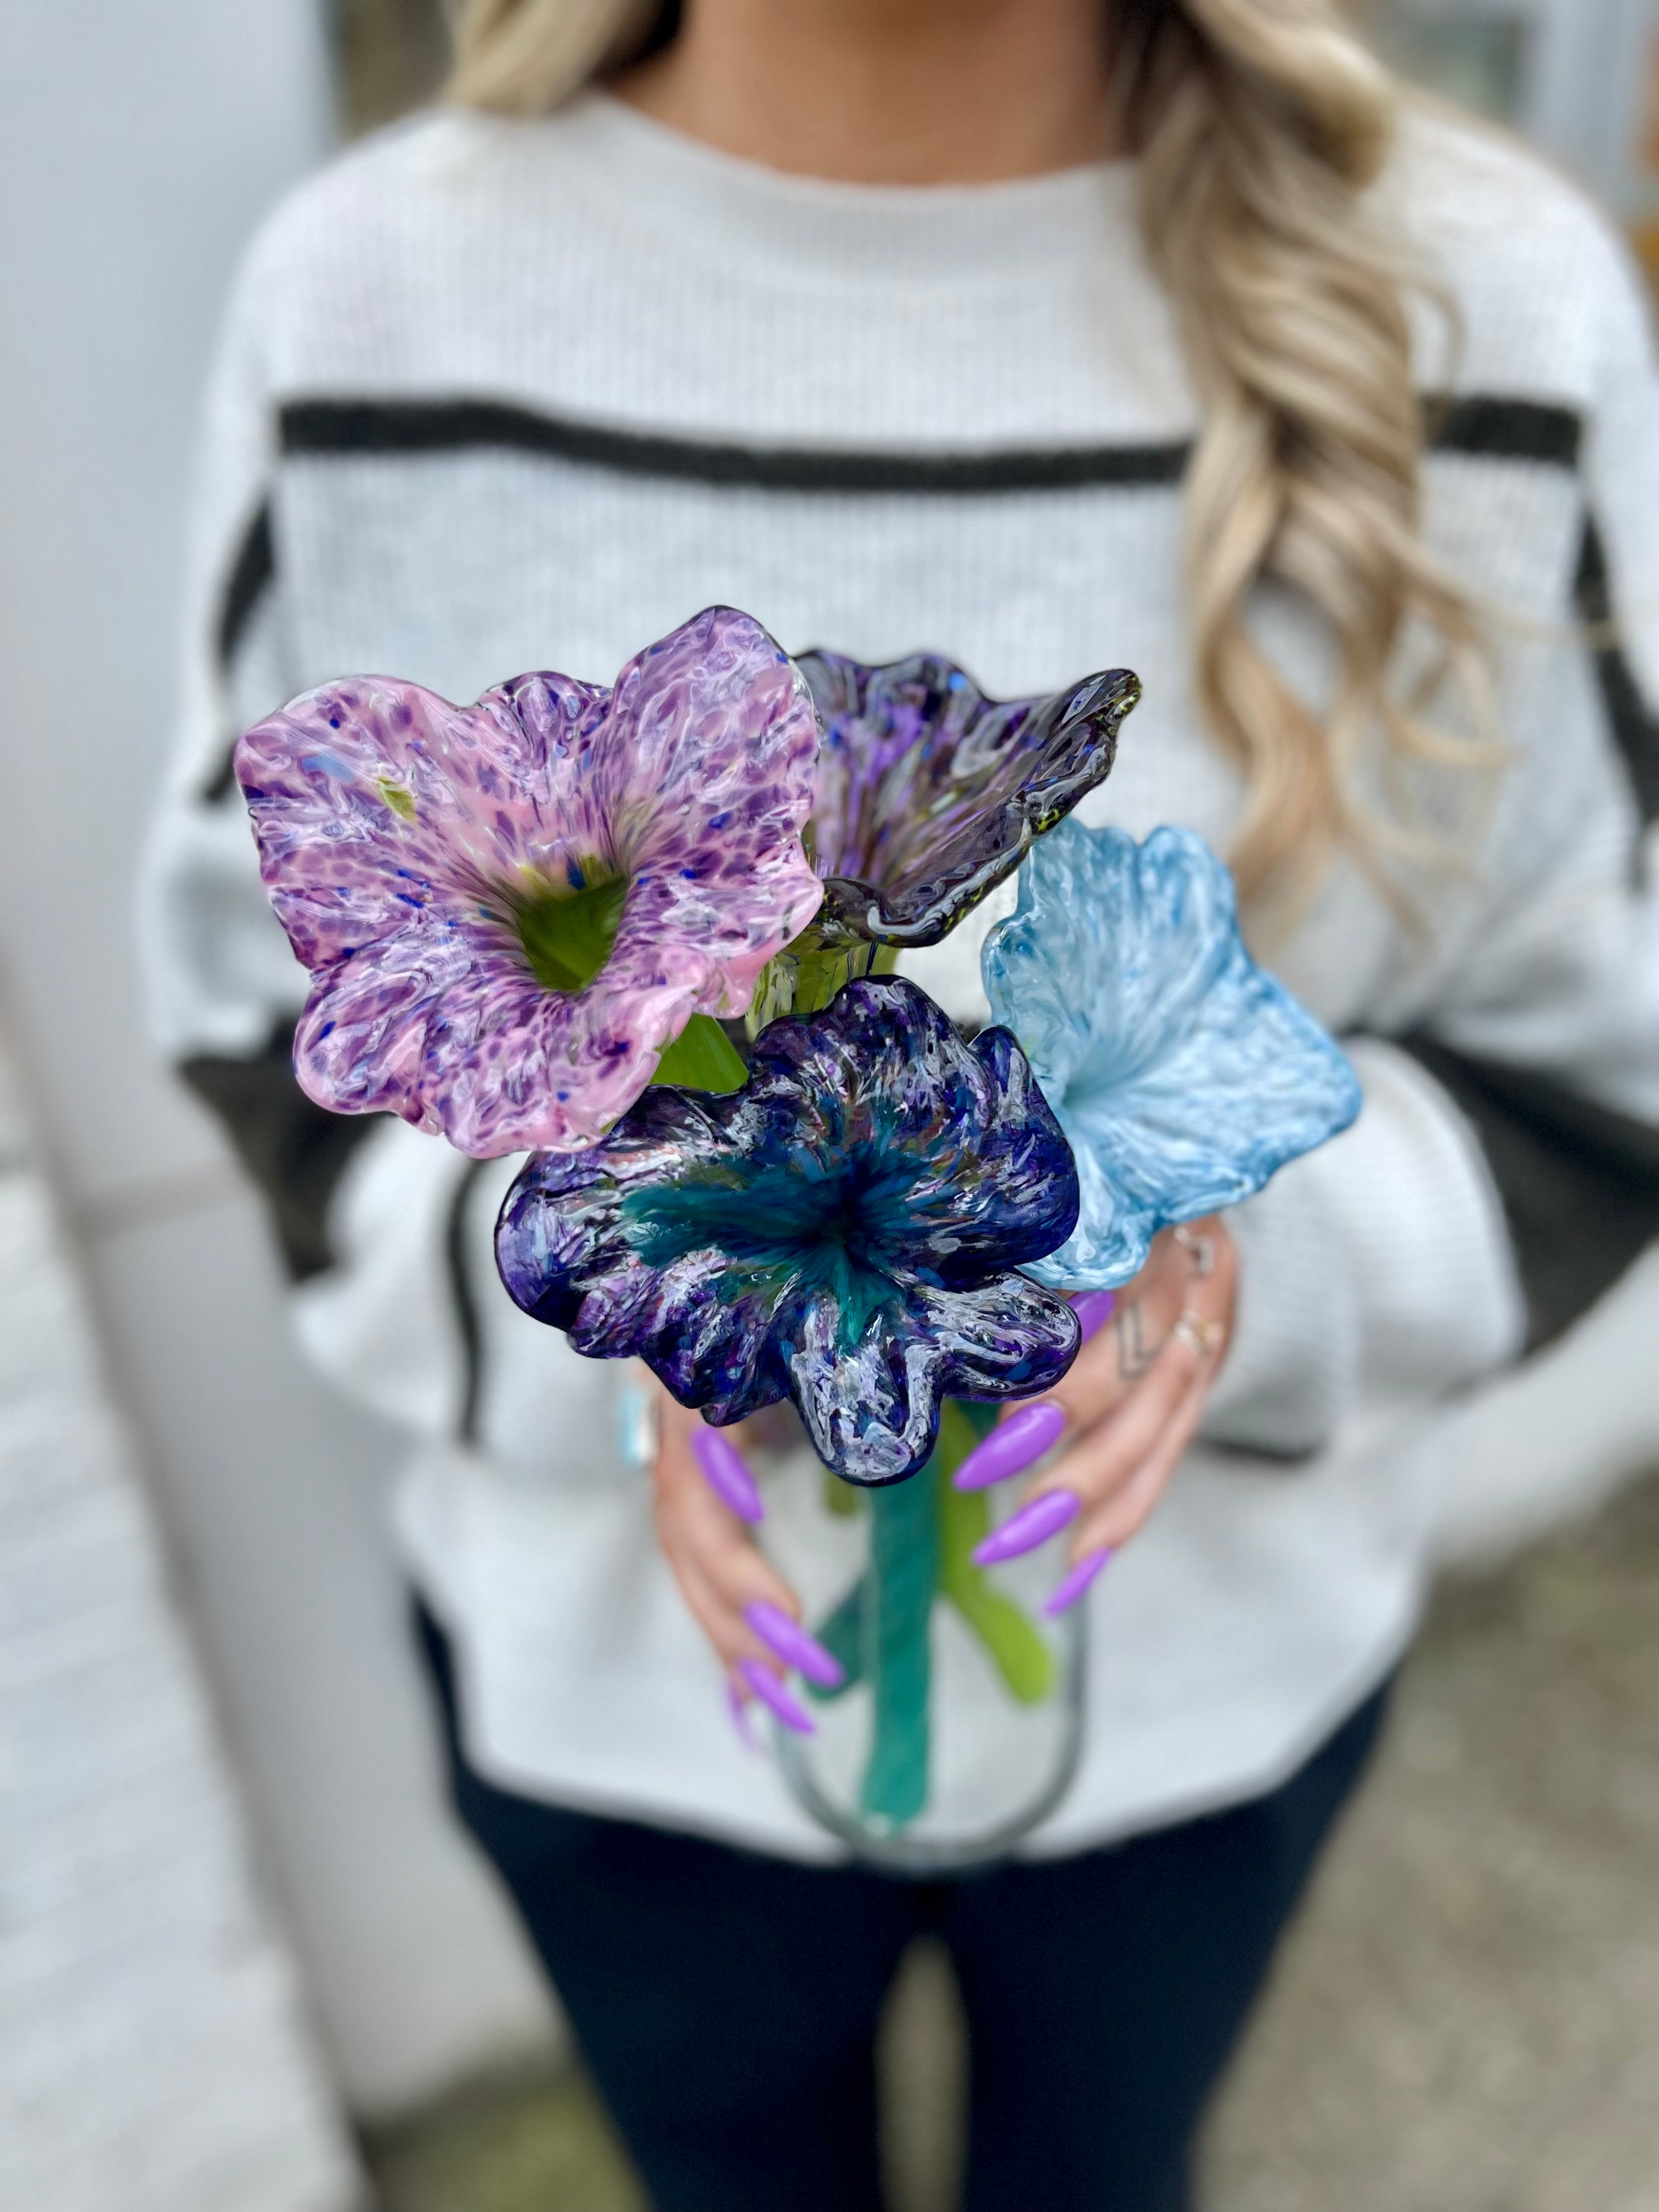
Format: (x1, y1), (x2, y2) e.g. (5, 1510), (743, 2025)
(751, 1408), (1085, 1872)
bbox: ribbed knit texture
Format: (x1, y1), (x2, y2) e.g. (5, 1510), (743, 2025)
(142, 93), (1659, 1857)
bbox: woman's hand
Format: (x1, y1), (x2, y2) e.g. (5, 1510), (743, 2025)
(651, 1394), (842, 1736)
(955, 1216), (1238, 1609)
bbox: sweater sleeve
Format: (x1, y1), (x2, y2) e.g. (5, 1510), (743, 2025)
(137, 244), (483, 1428)
(1206, 224), (1659, 1457)
(140, 240), (601, 1462)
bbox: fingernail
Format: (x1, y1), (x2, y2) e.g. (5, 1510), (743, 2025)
(953, 1401), (1066, 1491)
(737, 1658), (816, 1736)
(726, 1678), (757, 1751)
(745, 1600), (845, 1689)
(1070, 1289), (1117, 1344)
(972, 1488), (1080, 1566)
(692, 1427), (763, 1523)
(1043, 1547), (1114, 1617)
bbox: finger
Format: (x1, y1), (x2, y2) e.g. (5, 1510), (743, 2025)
(671, 1545), (809, 1686)
(966, 1361), (1183, 1563)
(1042, 1544), (1114, 1618)
(956, 1276), (1163, 1493)
(668, 1547), (751, 1665)
(1031, 1240), (1197, 1430)
(735, 1657), (817, 1736)
(1070, 1367), (1211, 1555)
(1023, 1249), (1232, 1526)
(691, 1426), (764, 1522)
(725, 1677), (760, 1751)
(654, 1480), (798, 1661)
(953, 1398), (1067, 1491)
(667, 1514), (797, 1635)
(743, 1599), (846, 1689)
(970, 1484), (1081, 1567)
(1006, 1224), (1235, 1585)
(1037, 1324), (1208, 1511)
(972, 1302), (1222, 1569)
(1070, 1288), (1119, 1343)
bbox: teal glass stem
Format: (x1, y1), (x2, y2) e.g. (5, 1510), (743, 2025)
(806, 1398), (1057, 1832)
(860, 1472), (940, 1829)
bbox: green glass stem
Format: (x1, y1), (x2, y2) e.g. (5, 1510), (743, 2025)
(937, 1474), (1056, 1707)
(748, 934), (898, 1028)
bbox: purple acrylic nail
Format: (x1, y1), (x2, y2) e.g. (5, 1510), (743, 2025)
(953, 1401), (1066, 1492)
(726, 1678), (758, 1751)
(737, 1658), (816, 1736)
(745, 1600), (846, 1689)
(1043, 1547), (1114, 1617)
(1071, 1289), (1118, 1345)
(692, 1427), (764, 1524)
(972, 1487), (1080, 1567)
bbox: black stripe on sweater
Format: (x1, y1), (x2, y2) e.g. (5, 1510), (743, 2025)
(1427, 393), (1581, 471)
(1395, 1034), (1659, 1353)
(179, 1018), (381, 1282)
(207, 388), (1587, 709)
(1572, 517), (1659, 827)
(445, 1156), (492, 1447)
(217, 500), (275, 665)
(201, 499), (277, 800)
(279, 395), (1194, 495)
(275, 388), (1581, 495)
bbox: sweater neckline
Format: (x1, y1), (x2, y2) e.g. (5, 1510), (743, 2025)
(553, 89), (1141, 287)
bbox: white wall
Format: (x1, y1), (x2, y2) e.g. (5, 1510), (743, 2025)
(1374, 1), (1659, 213)
(0, 0), (552, 2121)
(0, 1029), (360, 2212)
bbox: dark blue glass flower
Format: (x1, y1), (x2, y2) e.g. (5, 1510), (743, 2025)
(798, 650), (1139, 948)
(495, 978), (1082, 1483)
(983, 820), (1363, 1288)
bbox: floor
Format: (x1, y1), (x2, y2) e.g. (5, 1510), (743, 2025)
(364, 1471), (1659, 2212)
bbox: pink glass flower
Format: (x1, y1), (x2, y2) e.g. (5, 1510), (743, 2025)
(235, 607), (825, 1156)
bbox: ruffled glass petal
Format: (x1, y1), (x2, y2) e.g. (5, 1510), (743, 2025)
(798, 650), (1139, 948)
(495, 978), (1082, 1482)
(982, 821), (1362, 1288)
(235, 607), (823, 1155)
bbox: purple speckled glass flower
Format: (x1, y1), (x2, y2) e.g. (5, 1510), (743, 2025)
(235, 608), (824, 1156)
(495, 978), (1083, 1483)
(797, 650), (1139, 948)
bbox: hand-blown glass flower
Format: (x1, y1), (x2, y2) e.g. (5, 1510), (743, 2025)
(797, 650), (1139, 948)
(235, 607), (823, 1156)
(983, 820), (1362, 1289)
(495, 978), (1083, 1482)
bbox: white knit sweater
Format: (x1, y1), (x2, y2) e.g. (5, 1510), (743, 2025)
(143, 92), (1659, 1859)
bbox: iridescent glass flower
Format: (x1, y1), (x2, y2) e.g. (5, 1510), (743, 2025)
(983, 820), (1362, 1288)
(495, 978), (1082, 1482)
(797, 650), (1139, 949)
(235, 607), (824, 1156)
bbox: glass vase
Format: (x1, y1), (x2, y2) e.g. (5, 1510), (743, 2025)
(751, 1401), (1084, 1871)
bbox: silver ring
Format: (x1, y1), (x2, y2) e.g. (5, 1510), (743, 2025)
(1173, 1225), (1216, 1278)
(1172, 1311), (1225, 1361)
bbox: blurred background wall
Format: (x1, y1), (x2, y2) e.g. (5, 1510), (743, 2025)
(1, 2), (1656, 2199)
(1364, 0), (1659, 288)
(0, 0), (555, 2159)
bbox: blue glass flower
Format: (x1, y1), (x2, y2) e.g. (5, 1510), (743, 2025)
(798, 650), (1139, 948)
(982, 821), (1362, 1289)
(494, 978), (1082, 1483)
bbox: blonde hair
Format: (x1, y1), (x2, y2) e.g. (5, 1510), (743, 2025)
(449, 0), (1494, 917)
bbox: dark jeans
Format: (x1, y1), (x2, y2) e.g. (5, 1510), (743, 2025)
(417, 1607), (1387, 2212)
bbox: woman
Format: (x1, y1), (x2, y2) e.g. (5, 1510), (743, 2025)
(144, 2), (1659, 2205)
